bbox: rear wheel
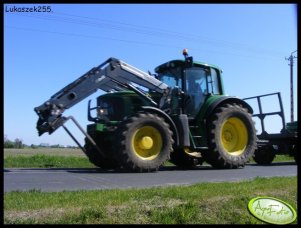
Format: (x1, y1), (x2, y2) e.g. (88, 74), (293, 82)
(114, 113), (173, 172)
(205, 103), (256, 168)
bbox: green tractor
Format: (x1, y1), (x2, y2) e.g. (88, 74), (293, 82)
(35, 50), (257, 172)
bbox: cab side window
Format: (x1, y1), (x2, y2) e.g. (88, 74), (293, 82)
(185, 67), (207, 116)
(209, 68), (221, 95)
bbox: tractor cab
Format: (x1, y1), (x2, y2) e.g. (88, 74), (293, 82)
(155, 50), (224, 117)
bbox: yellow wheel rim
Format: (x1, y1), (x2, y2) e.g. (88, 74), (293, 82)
(131, 126), (162, 160)
(220, 117), (248, 156)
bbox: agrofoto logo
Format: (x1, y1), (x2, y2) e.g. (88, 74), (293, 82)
(248, 196), (297, 224)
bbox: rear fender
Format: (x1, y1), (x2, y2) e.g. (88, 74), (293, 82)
(205, 96), (253, 120)
(196, 96), (254, 147)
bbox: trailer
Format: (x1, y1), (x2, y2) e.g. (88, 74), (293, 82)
(243, 92), (298, 164)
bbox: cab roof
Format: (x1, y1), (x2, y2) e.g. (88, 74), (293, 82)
(154, 59), (222, 73)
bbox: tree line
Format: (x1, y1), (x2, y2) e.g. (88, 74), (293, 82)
(4, 135), (79, 149)
(4, 135), (24, 148)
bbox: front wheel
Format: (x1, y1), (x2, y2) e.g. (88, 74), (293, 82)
(205, 103), (256, 168)
(114, 113), (174, 172)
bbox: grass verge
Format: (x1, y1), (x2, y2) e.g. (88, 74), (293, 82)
(4, 176), (297, 224)
(4, 154), (95, 168)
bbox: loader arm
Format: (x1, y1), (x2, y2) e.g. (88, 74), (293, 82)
(34, 57), (168, 136)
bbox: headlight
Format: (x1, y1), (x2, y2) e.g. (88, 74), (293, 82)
(98, 108), (108, 116)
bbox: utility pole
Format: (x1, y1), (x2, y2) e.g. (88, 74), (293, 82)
(285, 50), (297, 123)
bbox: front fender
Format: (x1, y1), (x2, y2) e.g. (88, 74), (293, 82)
(140, 106), (179, 146)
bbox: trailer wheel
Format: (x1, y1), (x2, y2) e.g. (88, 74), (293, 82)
(205, 103), (256, 168)
(114, 113), (173, 172)
(84, 137), (119, 170)
(170, 148), (202, 169)
(253, 145), (276, 165)
(293, 145), (297, 163)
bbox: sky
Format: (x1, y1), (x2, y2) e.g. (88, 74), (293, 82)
(4, 3), (298, 147)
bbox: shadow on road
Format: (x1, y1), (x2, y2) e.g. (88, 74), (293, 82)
(247, 161), (297, 166)
(65, 165), (239, 174)
(66, 161), (296, 174)
(4, 161), (296, 174)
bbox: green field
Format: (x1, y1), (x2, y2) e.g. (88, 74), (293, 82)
(3, 148), (297, 224)
(4, 148), (86, 158)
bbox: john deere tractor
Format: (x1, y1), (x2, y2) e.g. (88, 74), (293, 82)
(35, 49), (256, 172)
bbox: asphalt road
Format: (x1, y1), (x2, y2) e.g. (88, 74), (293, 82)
(4, 162), (297, 192)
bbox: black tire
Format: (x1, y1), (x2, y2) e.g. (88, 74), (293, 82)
(114, 113), (174, 172)
(84, 136), (119, 169)
(293, 144), (297, 163)
(205, 103), (256, 168)
(170, 148), (202, 169)
(253, 145), (276, 165)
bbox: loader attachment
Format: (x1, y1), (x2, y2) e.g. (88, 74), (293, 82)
(34, 57), (168, 136)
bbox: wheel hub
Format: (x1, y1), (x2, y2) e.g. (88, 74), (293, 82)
(223, 130), (233, 142)
(221, 117), (248, 156)
(132, 126), (163, 160)
(139, 136), (154, 150)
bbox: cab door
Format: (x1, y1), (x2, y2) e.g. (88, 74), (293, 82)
(184, 66), (222, 117)
(184, 67), (208, 116)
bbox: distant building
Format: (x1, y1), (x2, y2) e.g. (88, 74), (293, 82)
(39, 143), (50, 147)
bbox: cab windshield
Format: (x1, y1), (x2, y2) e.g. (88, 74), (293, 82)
(157, 66), (182, 89)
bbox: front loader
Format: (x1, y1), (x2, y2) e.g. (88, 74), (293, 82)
(35, 49), (256, 172)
